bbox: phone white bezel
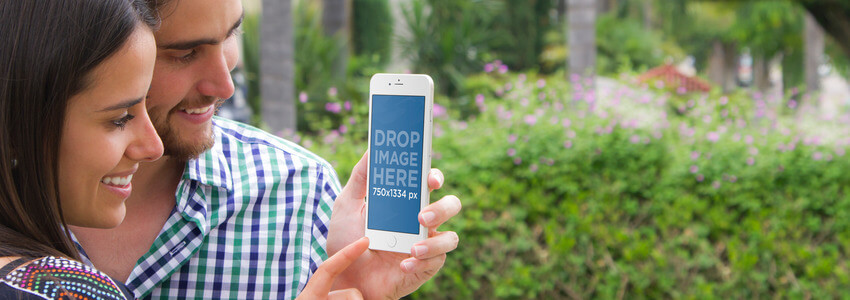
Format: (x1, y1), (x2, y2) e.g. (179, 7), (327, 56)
(365, 73), (434, 253)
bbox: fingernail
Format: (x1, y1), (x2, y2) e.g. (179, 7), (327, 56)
(413, 245), (428, 257)
(421, 211), (436, 225)
(436, 171), (444, 185)
(402, 260), (414, 272)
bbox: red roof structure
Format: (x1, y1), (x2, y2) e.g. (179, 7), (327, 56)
(637, 64), (711, 93)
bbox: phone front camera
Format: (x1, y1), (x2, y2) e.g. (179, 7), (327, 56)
(388, 83), (391, 86)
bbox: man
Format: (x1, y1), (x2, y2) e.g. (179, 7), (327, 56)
(69, 0), (461, 299)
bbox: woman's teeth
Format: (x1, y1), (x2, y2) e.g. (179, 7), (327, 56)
(183, 106), (212, 115)
(101, 174), (132, 186)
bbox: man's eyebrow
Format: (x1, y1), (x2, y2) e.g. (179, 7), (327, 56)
(98, 97), (143, 112)
(158, 13), (244, 50)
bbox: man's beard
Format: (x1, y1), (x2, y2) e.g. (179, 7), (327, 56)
(150, 97), (224, 162)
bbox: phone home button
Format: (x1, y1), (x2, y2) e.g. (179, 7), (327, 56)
(387, 235), (398, 248)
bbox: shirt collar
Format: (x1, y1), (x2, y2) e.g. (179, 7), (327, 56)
(181, 120), (233, 191)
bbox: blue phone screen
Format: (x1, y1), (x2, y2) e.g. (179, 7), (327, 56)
(367, 94), (426, 234)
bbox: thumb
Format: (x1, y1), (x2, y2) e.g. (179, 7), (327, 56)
(298, 237), (369, 299)
(335, 151), (369, 211)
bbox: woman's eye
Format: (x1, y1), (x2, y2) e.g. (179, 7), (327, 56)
(111, 114), (136, 130)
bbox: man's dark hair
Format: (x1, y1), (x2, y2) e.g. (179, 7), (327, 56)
(0, 0), (157, 260)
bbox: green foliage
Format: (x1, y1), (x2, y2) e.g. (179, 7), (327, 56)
(487, 0), (558, 72)
(308, 71), (850, 298)
(399, 0), (501, 96)
(595, 13), (683, 75)
(352, 0), (393, 67)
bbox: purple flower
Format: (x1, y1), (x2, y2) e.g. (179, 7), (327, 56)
(696, 174), (704, 182)
(570, 73), (580, 83)
(520, 98), (529, 107)
(712, 180), (721, 189)
(744, 135), (753, 144)
(690, 151), (700, 161)
(837, 147), (846, 157)
(707, 132), (720, 143)
(328, 87), (338, 97)
(484, 63), (494, 73)
(537, 79), (546, 88)
(564, 140), (572, 149)
(749, 147), (759, 156)
(729, 175), (737, 183)
(788, 100), (797, 109)
(630, 135), (641, 144)
(325, 102), (342, 114)
(703, 115), (712, 124)
(689, 165), (699, 174)
(507, 148), (516, 157)
(517, 73), (526, 82)
(677, 86), (687, 95)
(813, 152), (823, 161)
(550, 116), (559, 125)
(524, 115), (537, 125)
(562, 118), (571, 128)
(339, 124), (348, 134)
(348, 116), (356, 125)
(433, 103), (447, 118)
(530, 164), (538, 172)
(508, 134), (517, 143)
(566, 130), (576, 139)
(746, 157), (755, 166)
(344, 101), (351, 111)
(513, 157), (522, 165)
(498, 65), (508, 74)
(475, 94), (485, 106)
(299, 91), (308, 103)
(719, 96), (728, 106)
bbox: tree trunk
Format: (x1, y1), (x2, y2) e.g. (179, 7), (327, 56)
(568, 0), (597, 87)
(323, 0), (350, 83)
(753, 55), (769, 92)
(804, 11), (824, 93)
(261, 0), (296, 133)
(722, 42), (738, 93)
(707, 40), (725, 89)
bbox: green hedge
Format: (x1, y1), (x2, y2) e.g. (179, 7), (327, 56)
(306, 72), (850, 298)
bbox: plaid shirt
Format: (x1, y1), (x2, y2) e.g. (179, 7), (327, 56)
(75, 117), (341, 299)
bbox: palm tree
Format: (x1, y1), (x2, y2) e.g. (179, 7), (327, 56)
(804, 11), (824, 93)
(567, 0), (596, 88)
(261, 0), (296, 132)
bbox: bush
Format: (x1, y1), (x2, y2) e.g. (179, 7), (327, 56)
(352, 0), (393, 67)
(306, 70), (850, 298)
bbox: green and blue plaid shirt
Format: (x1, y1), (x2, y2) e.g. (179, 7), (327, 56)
(76, 117), (341, 299)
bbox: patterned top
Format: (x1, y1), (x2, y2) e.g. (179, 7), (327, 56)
(0, 256), (133, 300)
(74, 117), (342, 299)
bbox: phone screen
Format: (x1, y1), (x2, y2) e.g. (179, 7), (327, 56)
(367, 94), (426, 234)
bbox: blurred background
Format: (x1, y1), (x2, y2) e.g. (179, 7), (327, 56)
(226, 0), (850, 298)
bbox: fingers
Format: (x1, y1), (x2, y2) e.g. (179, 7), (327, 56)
(418, 195), (461, 228)
(400, 254), (447, 274)
(300, 237), (369, 299)
(334, 151), (369, 212)
(428, 168), (444, 192)
(410, 231), (459, 260)
(328, 288), (363, 300)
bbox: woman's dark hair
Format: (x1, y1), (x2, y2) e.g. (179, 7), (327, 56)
(0, 0), (158, 260)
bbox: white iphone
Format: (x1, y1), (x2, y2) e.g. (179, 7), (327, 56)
(365, 73), (434, 253)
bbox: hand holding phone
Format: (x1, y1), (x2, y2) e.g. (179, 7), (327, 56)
(365, 73), (434, 253)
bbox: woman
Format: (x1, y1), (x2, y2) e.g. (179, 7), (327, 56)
(0, 0), (163, 299)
